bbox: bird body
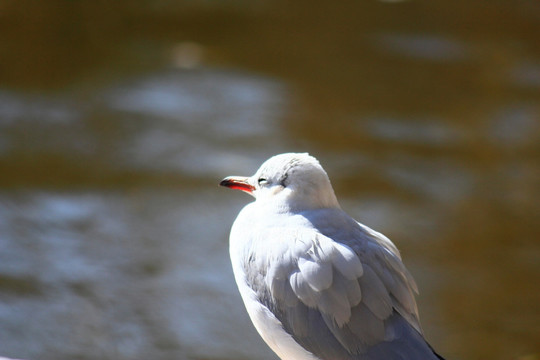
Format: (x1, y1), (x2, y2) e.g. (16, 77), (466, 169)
(221, 153), (444, 360)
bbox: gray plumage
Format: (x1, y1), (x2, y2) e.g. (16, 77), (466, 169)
(221, 153), (444, 360)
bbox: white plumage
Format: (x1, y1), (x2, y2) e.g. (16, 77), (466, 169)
(220, 153), (444, 360)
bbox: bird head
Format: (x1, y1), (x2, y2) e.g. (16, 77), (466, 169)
(220, 153), (340, 211)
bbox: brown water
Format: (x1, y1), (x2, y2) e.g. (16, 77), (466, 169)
(0, 1), (539, 360)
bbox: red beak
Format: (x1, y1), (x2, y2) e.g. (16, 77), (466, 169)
(220, 176), (255, 194)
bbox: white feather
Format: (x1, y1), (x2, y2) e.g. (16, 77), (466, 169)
(225, 153), (440, 360)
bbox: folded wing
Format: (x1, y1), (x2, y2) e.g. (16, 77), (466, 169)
(249, 226), (439, 360)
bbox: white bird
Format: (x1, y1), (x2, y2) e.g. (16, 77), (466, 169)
(220, 153), (444, 360)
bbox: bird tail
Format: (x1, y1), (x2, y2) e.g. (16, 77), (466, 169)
(428, 342), (445, 360)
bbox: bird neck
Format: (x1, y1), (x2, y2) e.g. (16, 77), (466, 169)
(273, 186), (341, 213)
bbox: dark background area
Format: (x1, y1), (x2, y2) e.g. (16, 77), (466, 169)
(0, 1), (539, 360)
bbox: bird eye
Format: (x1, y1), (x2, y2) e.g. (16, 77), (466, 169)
(258, 177), (268, 185)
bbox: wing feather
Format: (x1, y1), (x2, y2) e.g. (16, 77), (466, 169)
(299, 257), (333, 292)
(290, 270), (321, 307)
(332, 242), (364, 279)
(250, 216), (437, 359)
(331, 271), (362, 307)
(348, 302), (386, 346)
(358, 264), (393, 320)
(318, 285), (352, 326)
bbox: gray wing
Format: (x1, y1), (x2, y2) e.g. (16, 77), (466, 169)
(245, 227), (441, 360)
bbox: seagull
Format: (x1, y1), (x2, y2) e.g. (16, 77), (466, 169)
(220, 153), (445, 360)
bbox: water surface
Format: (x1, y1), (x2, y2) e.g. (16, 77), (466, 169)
(0, 1), (539, 360)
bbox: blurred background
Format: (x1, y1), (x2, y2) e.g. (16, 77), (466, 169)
(0, 1), (539, 359)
